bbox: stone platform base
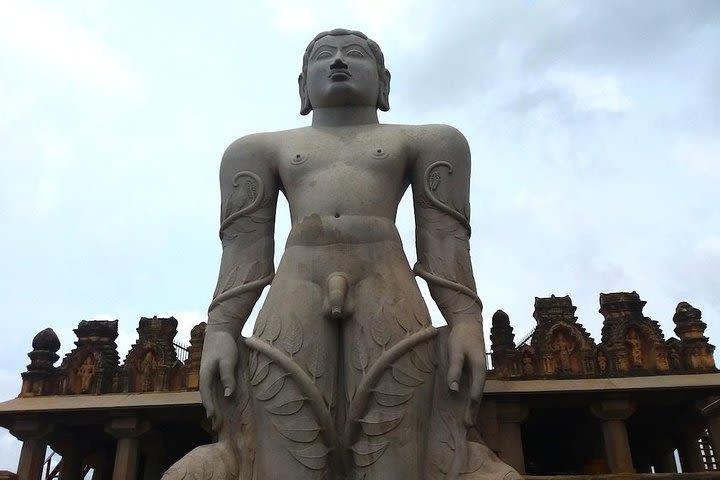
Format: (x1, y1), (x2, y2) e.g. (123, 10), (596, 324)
(527, 474), (720, 480)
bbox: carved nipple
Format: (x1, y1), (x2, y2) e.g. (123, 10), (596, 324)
(327, 273), (348, 321)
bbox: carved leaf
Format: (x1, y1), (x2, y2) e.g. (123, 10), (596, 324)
(372, 388), (414, 407)
(250, 358), (271, 386)
(392, 365), (424, 387)
(282, 317), (303, 357)
(307, 343), (326, 379)
(429, 169), (442, 191)
(395, 309), (412, 335)
(220, 264), (240, 293)
(264, 317), (282, 343)
(359, 409), (404, 436)
(290, 443), (329, 470)
(273, 416), (320, 443)
(371, 314), (391, 348)
(248, 350), (258, 376)
(267, 398), (305, 416)
(410, 345), (434, 373)
(414, 311), (427, 327)
(254, 315), (268, 337)
(255, 374), (287, 401)
(351, 440), (389, 467)
(352, 340), (369, 373)
(243, 260), (263, 284)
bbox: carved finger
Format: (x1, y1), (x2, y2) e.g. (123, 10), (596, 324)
(200, 366), (217, 423)
(469, 354), (486, 403)
(447, 350), (463, 392)
(219, 356), (237, 398)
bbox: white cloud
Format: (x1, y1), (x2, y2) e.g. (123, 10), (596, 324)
(0, 1), (140, 95)
(547, 69), (632, 114)
(672, 135), (720, 180)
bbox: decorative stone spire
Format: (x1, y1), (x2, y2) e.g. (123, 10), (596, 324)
(491, 310), (515, 351)
(598, 292), (665, 374)
(673, 302), (716, 371)
(530, 295), (595, 376)
(122, 316), (182, 392)
(186, 322), (207, 390)
(59, 320), (120, 394)
(21, 328), (60, 396)
(490, 310), (519, 377)
(533, 295), (578, 326)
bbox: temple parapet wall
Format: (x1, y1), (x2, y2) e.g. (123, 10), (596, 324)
(17, 291), (716, 397)
(491, 292), (716, 380)
(19, 316), (206, 397)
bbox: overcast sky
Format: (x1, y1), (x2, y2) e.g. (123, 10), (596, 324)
(1, 0), (718, 471)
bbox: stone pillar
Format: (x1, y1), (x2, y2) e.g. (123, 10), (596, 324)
(59, 450), (84, 480)
(678, 426), (705, 472)
(591, 399), (636, 473)
(105, 416), (149, 480)
(708, 413), (720, 463)
(698, 396), (720, 464)
(496, 402), (529, 474)
(653, 435), (678, 473)
(11, 418), (52, 480)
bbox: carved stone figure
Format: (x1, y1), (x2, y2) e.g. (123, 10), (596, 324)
(552, 331), (574, 372)
(164, 29), (519, 480)
(625, 328), (643, 368)
(78, 355), (96, 393)
(596, 350), (608, 373)
(140, 350), (158, 392)
(521, 352), (534, 376)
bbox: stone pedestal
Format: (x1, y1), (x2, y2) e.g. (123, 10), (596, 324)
(591, 399), (636, 474)
(105, 416), (149, 480)
(11, 418), (52, 480)
(496, 402), (529, 474)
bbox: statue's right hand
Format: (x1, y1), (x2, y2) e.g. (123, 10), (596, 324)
(199, 330), (238, 431)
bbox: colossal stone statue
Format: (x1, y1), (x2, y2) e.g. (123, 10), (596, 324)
(164, 29), (520, 480)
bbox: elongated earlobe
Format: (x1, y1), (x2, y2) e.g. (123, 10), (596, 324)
(299, 73), (312, 115)
(377, 69), (391, 112)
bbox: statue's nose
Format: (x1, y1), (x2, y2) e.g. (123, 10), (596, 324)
(330, 56), (348, 70)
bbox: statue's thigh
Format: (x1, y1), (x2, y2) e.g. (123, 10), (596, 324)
(248, 278), (340, 479)
(343, 269), (436, 480)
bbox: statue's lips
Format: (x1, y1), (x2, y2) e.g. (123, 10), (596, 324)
(329, 71), (351, 81)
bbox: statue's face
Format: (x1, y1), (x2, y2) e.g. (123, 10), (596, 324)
(305, 34), (380, 109)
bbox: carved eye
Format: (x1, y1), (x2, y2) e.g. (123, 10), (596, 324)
(346, 49), (364, 58)
(315, 50), (332, 60)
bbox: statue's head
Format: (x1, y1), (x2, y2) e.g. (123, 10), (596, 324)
(299, 28), (391, 115)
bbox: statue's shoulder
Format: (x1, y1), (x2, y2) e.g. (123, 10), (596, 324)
(221, 128), (310, 174)
(390, 123), (469, 154)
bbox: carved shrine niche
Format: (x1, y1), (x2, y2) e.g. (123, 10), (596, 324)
(529, 295), (596, 377)
(672, 302), (716, 371)
(599, 292), (667, 374)
(122, 316), (183, 393)
(59, 320), (120, 395)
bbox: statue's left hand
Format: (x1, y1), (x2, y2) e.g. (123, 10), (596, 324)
(200, 330), (238, 431)
(447, 320), (487, 426)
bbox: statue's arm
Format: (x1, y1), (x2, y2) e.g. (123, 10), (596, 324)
(411, 125), (485, 418)
(411, 125), (480, 327)
(201, 135), (278, 427)
(208, 134), (279, 338)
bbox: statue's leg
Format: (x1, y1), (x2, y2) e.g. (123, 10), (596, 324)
(343, 261), (436, 480)
(247, 275), (341, 480)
